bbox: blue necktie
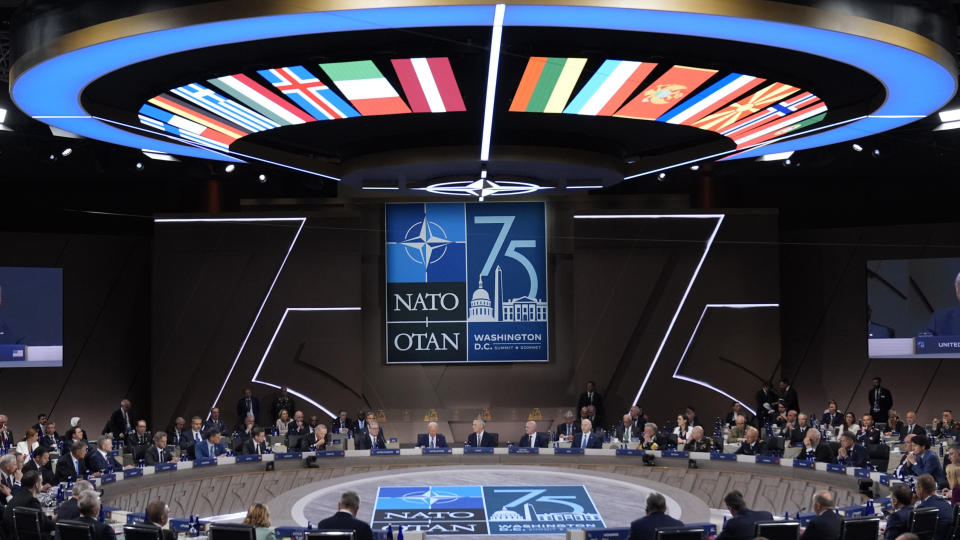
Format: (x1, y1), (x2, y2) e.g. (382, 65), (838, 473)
(75, 458), (80, 475)
(582, 435), (588, 448)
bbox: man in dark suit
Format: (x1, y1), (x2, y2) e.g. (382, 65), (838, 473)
(724, 402), (748, 428)
(923, 275), (960, 335)
(821, 401), (842, 428)
(867, 377), (894, 424)
(167, 417), (186, 449)
(799, 490), (841, 540)
(903, 435), (948, 488)
(800, 429), (834, 463)
(901, 411), (925, 440)
(416, 423), (448, 449)
(286, 410), (309, 448)
(466, 419), (496, 448)
(555, 411), (581, 442)
(615, 414), (638, 442)
(182, 416), (205, 459)
(144, 432), (175, 466)
(145, 500), (178, 540)
(857, 414), (882, 446)
(355, 423), (386, 450)
(833, 432), (869, 468)
(76, 490), (117, 540)
(194, 429), (228, 459)
(0, 454), (18, 507)
(56, 480), (94, 521)
(39, 422), (60, 451)
(883, 484), (914, 540)
(716, 490), (773, 540)
(576, 381), (603, 426)
(914, 474), (953, 540)
(778, 378), (799, 414)
(1, 472), (54, 539)
(317, 491), (374, 540)
(573, 420), (602, 449)
(203, 408), (227, 435)
(30, 414), (47, 436)
(21, 447), (55, 488)
(735, 428), (766, 456)
(301, 424), (330, 452)
(241, 427), (269, 455)
(127, 420), (152, 463)
(755, 382), (777, 425)
(107, 399), (133, 442)
(237, 388), (260, 424)
(518, 421), (549, 448)
(628, 492), (683, 540)
(88, 435), (124, 473)
(331, 411), (354, 435)
(56, 440), (94, 483)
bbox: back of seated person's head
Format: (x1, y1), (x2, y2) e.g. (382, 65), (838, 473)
(724, 490), (746, 513)
(339, 490), (360, 514)
(20, 471), (39, 491)
(916, 474), (936, 496)
(645, 492), (667, 514)
(73, 480), (94, 498)
(71, 439), (86, 454)
(32, 446), (49, 460)
(78, 491), (100, 517)
(890, 484), (912, 507)
(146, 500), (168, 526)
(912, 435), (930, 450)
(243, 503), (271, 528)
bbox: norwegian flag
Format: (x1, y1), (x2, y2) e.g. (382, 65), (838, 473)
(257, 66), (359, 120)
(721, 92), (819, 137)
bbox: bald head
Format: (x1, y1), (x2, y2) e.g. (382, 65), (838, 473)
(812, 490), (834, 513)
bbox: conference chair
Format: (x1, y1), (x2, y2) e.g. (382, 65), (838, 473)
(208, 523), (256, 540)
(755, 520), (800, 540)
(123, 523), (164, 540)
(908, 506), (940, 540)
(305, 532), (356, 540)
(949, 504), (960, 540)
(839, 516), (881, 540)
(765, 436), (786, 457)
(56, 520), (95, 540)
(866, 444), (890, 472)
(12, 507), (44, 540)
(655, 525), (705, 540)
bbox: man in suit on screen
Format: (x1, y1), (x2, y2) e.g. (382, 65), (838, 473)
(518, 421), (549, 448)
(416, 422), (448, 448)
(922, 272), (960, 336)
(465, 419), (496, 447)
(628, 492), (683, 540)
(317, 491), (373, 540)
(716, 490), (773, 540)
(355, 422), (386, 450)
(573, 420), (602, 449)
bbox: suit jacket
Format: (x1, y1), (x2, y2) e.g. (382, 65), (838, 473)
(143, 445), (173, 466)
(785, 424), (811, 445)
(75, 515), (119, 540)
(821, 412), (842, 427)
(55, 454), (90, 483)
(128, 432), (152, 460)
(857, 427), (882, 446)
(241, 438), (268, 456)
(614, 424), (638, 442)
(577, 391), (603, 418)
(924, 305), (960, 336)
(916, 495), (954, 540)
(2, 490), (55, 539)
(687, 437), (713, 452)
(355, 432), (386, 450)
(799, 509), (841, 540)
(58, 498), (81, 520)
(466, 432), (497, 448)
(331, 418), (355, 434)
(300, 432), (330, 452)
(286, 421), (309, 444)
(141, 522), (177, 540)
(39, 433), (61, 451)
(799, 442), (835, 463)
(717, 509), (774, 540)
(834, 444), (869, 467)
(194, 440), (228, 459)
(867, 386), (894, 419)
(316, 511), (373, 540)
(203, 419), (226, 435)
(167, 427), (186, 448)
(108, 408), (132, 439)
(572, 432), (603, 449)
(236, 396), (260, 422)
(518, 433), (549, 448)
(182, 429), (205, 458)
(905, 450), (948, 488)
(628, 511), (684, 540)
(901, 424), (926, 439)
(416, 433), (448, 448)
(21, 459), (55, 486)
(87, 449), (123, 473)
(735, 440), (766, 456)
(555, 422), (581, 440)
(781, 386), (800, 414)
(884, 506), (911, 540)
(887, 421), (905, 435)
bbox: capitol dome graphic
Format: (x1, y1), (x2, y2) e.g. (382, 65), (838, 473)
(489, 504), (534, 522)
(468, 265), (547, 323)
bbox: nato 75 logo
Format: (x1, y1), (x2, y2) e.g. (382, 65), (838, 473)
(483, 486), (605, 535)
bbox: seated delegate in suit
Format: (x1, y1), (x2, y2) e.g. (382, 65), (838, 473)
(182, 416), (205, 459)
(798, 490), (841, 540)
(40, 422), (60, 451)
(466, 419), (496, 448)
(833, 431), (869, 468)
(728, 415), (748, 441)
(127, 420), (152, 462)
(416, 422), (448, 449)
(640, 423), (660, 451)
(902, 435), (948, 488)
(55, 440), (95, 483)
(883, 484), (914, 540)
(573, 420), (603, 449)
(555, 411), (580, 442)
(20, 446), (55, 488)
(821, 400), (843, 428)
(76, 490), (117, 540)
(518, 421), (549, 448)
(922, 273), (960, 336)
(885, 410), (904, 436)
(203, 408), (227, 435)
(628, 492), (683, 540)
(243, 503), (277, 540)
(144, 432), (175, 466)
(716, 490), (773, 540)
(355, 422), (387, 450)
(167, 417), (186, 448)
(614, 414), (637, 442)
(301, 424), (330, 452)
(724, 402), (747, 428)
(686, 426), (713, 452)
(914, 473), (953, 540)
(735, 428), (766, 456)
(242, 427), (269, 455)
(87, 435), (125, 473)
(56, 480), (94, 521)
(286, 411), (309, 447)
(857, 414), (882, 446)
(0, 454), (18, 506)
(317, 491), (374, 540)
(195, 429), (229, 459)
(900, 411), (926, 440)
(145, 500), (179, 540)
(331, 410), (354, 435)
(800, 429), (835, 463)
(1, 472), (54, 539)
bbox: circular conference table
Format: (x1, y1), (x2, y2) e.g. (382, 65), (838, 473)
(93, 448), (890, 540)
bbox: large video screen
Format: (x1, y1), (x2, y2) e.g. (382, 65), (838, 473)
(867, 257), (960, 358)
(385, 202), (548, 363)
(0, 267), (64, 367)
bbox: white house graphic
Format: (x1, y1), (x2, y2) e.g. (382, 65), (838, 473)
(468, 265), (547, 323)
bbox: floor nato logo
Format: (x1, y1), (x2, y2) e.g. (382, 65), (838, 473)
(385, 202), (548, 363)
(372, 486), (604, 535)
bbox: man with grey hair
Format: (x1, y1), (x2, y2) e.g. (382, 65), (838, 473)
(923, 271), (960, 335)
(0, 414), (10, 449)
(88, 435), (124, 473)
(467, 418), (495, 447)
(575, 419), (602, 449)
(1, 472), (53, 536)
(55, 439), (95, 483)
(519, 421), (548, 448)
(799, 490), (840, 540)
(417, 422), (448, 448)
(77, 490), (117, 540)
(356, 422), (386, 450)
(735, 427), (765, 455)
(317, 491), (373, 540)
(0, 454), (18, 505)
(57, 479), (94, 520)
(640, 423), (659, 450)
(628, 492), (683, 540)
(801, 428), (835, 463)
(556, 411), (580, 441)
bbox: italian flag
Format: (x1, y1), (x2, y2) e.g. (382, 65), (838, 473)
(319, 60), (411, 116)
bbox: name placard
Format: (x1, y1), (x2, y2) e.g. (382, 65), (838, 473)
(756, 455), (780, 465)
(236, 454), (261, 463)
(100, 473), (116, 484)
(793, 459), (815, 469)
(125, 513), (147, 525)
(464, 447), (495, 454)
(826, 463), (847, 474)
(554, 447), (585, 455)
(274, 452), (301, 460)
(661, 449), (688, 458)
(155, 463), (178, 472)
(710, 452), (738, 461)
(194, 457), (217, 467)
(509, 447), (539, 454)
(315, 450), (345, 458)
(371, 448), (400, 456)
(123, 469), (142, 479)
(615, 449), (644, 457)
(915, 335), (960, 354)
(422, 447), (452, 455)
(854, 468), (872, 479)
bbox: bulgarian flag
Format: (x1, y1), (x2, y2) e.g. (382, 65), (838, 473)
(391, 57), (466, 113)
(510, 57), (587, 113)
(319, 60), (411, 116)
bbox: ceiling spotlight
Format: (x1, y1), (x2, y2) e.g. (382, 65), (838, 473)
(690, 165), (700, 171)
(872, 149), (880, 157)
(938, 108), (960, 123)
(758, 151), (794, 162)
(852, 143), (863, 152)
(61, 147), (73, 157)
(657, 172), (667, 181)
(258, 174), (267, 183)
(135, 162), (144, 171)
(0, 108), (6, 124)
(783, 159), (792, 166)
(48, 154), (55, 161)
(934, 120), (960, 131)
(141, 149), (180, 162)
(224, 164), (236, 173)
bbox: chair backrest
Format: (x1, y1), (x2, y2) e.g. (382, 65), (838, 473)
(755, 520), (800, 540)
(287, 434), (303, 450)
(305, 532), (356, 540)
(487, 433), (499, 447)
(840, 516), (881, 540)
(56, 520), (95, 540)
(123, 523), (164, 540)
(13, 507), (43, 540)
(909, 507), (941, 540)
(951, 504), (960, 540)
(655, 525), (705, 540)
(208, 523), (256, 540)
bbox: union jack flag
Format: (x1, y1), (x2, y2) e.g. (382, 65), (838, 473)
(257, 66), (359, 120)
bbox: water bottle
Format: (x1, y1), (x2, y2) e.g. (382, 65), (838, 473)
(864, 499), (874, 515)
(306, 521), (313, 530)
(98, 506), (105, 523)
(188, 515), (197, 538)
(397, 526), (404, 540)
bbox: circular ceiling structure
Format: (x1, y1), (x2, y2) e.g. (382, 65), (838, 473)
(9, 0), (957, 195)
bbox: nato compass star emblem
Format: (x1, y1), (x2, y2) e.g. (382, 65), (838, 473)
(416, 178), (552, 201)
(401, 219), (452, 268)
(400, 488), (462, 508)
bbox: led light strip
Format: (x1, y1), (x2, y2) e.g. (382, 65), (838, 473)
(480, 4), (506, 162)
(571, 214), (724, 405)
(672, 303), (779, 415)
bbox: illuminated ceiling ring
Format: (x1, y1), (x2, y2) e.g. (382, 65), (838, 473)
(10, 1), (956, 163)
